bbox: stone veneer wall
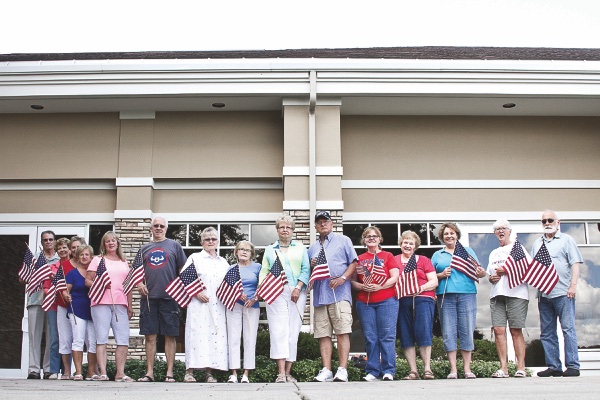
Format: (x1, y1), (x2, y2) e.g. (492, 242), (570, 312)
(112, 218), (151, 360)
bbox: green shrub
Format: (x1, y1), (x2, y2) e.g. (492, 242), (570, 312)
(472, 339), (499, 362)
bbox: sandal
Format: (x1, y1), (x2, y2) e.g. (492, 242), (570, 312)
(514, 370), (527, 378)
(205, 373), (217, 383)
(402, 371), (420, 380)
(165, 376), (176, 383)
(286, 374), (297, 383)
(137, 375), (154, 382)
(184, 373), (196, 383)
(464, 372), (477, 379)
(491, 369), (509, 378)
(447, 372), (458, 379)
(116, 375), (134, 382)
(60, 374), (71, 380)
(275, 373), (286, 383)
(98, 374), (110, 381)
(424, 370), (435, 380)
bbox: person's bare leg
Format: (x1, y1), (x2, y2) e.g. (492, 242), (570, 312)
(144, 334), (157, 379)
(336, 333), (350, 369)
(164, 335), (176, 378)
(510, 327), (526, 371)
(318, 337), (333, 370)
(494, 326), (508, 373)
(447, 350), (457, 374)
(403, 347), (418, 373)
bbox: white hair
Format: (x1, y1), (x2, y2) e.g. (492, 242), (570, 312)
(492, 219), (511, 230)
(152, 216), (169, 228)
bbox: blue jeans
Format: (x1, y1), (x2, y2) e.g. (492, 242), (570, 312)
(46, 310), (60, 374)
(538, 296), (580, 370)
(356, 297), (399, 377)
(397, 296), (435, 348)
(437, 293), (476, 352)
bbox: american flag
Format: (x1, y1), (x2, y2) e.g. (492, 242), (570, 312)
(18, 246), (35, 283)
(89, 258), (112, 304)
(396, 254), (420, 298)
(216, 265), (243, 310)
(165, 263), (206, 308)
(256, 254), (288, 304)
(502, 239), (529, 289)
(123, 249), (146, 295)
(307, 246), (330, 291)
(450, 241), (480, 282)
(523, 241), (559, 295)
(42, 262), (68, 311)
(362, 254), (387, 286)
(26, 252), (52, 295)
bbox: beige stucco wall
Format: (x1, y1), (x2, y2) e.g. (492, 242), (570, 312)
(341, 116), (600, 180)
(151, 111), (283, 178)
(0, 113), (121, 180)
(152, 189), (283, 213)
(0, 190), (116, 213)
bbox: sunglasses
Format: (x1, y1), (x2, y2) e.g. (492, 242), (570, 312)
(153, 224), (166, 228)
(541, 219), (555, 224)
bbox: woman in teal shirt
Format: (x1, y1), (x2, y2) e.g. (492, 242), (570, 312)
(260, 215), (310, 383)
(432, 222), (486, 379)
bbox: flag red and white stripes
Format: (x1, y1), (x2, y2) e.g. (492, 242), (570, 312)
(523, 242), (559, 295)
(165, 263), (206, 308)
(256, 254), (287, 304)
(362, 254), (387, 286)
(123, 250), (145, 295)
(26, 253), (52, 295)
(307, 247), (330, 291)
(502, 239), (529, 289)
(450, 241), (480, 282)
(216, 265), (243, 310)
(396, 254), (420, 298)
(18, 246), (35, 283)
(89, 258), (112, 304)
(42, 263), (67, 311)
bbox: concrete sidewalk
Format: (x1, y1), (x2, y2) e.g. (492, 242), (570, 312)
(1, 376), (598, 400)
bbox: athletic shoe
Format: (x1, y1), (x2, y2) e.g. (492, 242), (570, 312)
(333, 367), (348, 382)
(382, 373), (394, 381)
(227, 375), (238, 383)
(362, 373), (378, 382)
(313, 368), (333, 382)
(27, 371), (40, 379)
(240, 375), (250, 383)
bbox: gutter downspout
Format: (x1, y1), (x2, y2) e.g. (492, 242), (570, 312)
(308, 70), (317, 333)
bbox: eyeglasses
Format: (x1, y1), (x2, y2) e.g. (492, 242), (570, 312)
(203, 237), (218, 242)
(153, 224), (166, 228)
(42, 238), (54, 242)
(541, 219), (555, 224)
(316, 220), (332, 226)
(238, 248), (252, 252)
(494, 227), (509, 232)
(364, 235), (380, 240)
(277, 226), (293, 231)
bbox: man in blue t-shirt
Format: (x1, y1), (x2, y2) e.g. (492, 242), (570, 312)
(136, 216), (187, 383)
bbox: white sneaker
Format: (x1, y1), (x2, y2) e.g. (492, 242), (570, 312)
(47, 373), (59, 380)
(362, 373), (378, 382)
(240, 375), (250, 383)
(333, 367), (348, 382)
(313, 368), (333, 382)
(382, 373), (394, 381)
(227, 375), (238, 383)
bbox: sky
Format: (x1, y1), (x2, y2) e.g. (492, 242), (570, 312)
(2, 0), (599, 54)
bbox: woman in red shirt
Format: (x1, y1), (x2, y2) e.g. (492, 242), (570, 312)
(351, 226), (399, 381)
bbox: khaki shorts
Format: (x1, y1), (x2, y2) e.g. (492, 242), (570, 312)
(490, 296), (528, 329)
(313, 301), (353, 338)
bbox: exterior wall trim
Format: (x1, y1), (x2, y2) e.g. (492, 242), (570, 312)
(115, 177), (155, 187)
(283, 166), (344, 176)
(0, 181), (115, 190)
(159, 212), (282, 222)
(114, 209), (153, 219)
(342, 180), (600, 189)
(0, 213), (114, 222)
(283, 201), (344, 210)
(344, 211), (600, 222)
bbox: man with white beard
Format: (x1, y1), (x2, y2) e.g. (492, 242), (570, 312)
(532, 210), (583, 377)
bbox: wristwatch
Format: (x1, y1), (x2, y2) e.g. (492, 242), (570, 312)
(339, 275), (347, 281)
(295, 284), (303, 290)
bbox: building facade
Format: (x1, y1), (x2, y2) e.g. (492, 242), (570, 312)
(1, 47), (599, 377)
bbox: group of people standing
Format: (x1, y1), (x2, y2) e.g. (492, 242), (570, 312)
(22, 209), (583, 382)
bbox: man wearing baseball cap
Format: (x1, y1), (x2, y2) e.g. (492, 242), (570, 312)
(308, 211), (357, 382)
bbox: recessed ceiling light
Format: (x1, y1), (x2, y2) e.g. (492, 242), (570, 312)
(502, 103), (516, 109)
(212, 103), (225, 108)
(30, 104), (44, 110)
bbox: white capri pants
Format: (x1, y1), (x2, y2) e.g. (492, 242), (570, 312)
(70, 314), (97, 353)
(266, 289), (307, 361)
(226, 304), (260, 370)
(57, 306), (73, 355)
(91, 305), (129, 346)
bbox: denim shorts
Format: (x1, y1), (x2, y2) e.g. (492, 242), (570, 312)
(139, 298), (180, 337)
(397, 296), (435, 348)
(437, 293), (476, 352)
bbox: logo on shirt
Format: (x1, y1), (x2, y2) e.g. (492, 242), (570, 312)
(147, 248), (168, 269)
